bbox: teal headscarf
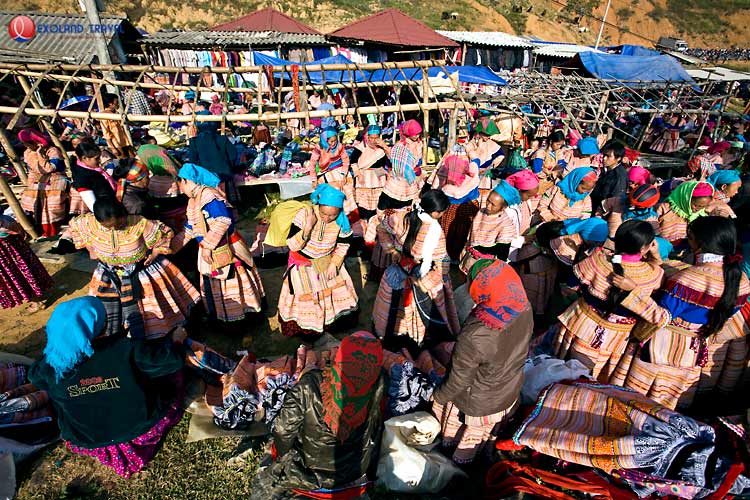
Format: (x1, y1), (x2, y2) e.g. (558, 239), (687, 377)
(491, 180), (521, 207)
(311, 183), (351, 233)
(557, 167), (595, 207)
(44, 296), (106, 381)
(178, 163), (221, 188)
(708, 169), (741, 188)
(319, 128), (340, 151)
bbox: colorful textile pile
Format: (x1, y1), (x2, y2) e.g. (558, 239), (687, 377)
(513, 381), (750, 499)
(0, 364), (54, 428)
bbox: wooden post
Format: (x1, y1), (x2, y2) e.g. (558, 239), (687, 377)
(688, 119), (708, 161)
(0, 174), (38, 239)
(257, 66), (264, 119)
(461, 43), (467, 66)
(422, 67), (430, 162)
(0, 126), (28, 184)
(447, 106), (458, 146)
(16, 75), (72, 172)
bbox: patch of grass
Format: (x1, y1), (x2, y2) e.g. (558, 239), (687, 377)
(16, 418), (257, 500)
(649, 5), (667, 21)
(665, 0), (749, 35)
(616, 7), (633, 21)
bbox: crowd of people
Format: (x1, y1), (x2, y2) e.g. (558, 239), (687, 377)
(686, 46), (750, 61)
(4, 87), (750, 498)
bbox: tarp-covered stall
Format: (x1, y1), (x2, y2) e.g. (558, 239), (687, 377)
(562, 52), (696, 85)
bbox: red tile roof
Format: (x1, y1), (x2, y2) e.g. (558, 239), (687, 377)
(329, 9), (458, 48)
(211, 7), (321, 35)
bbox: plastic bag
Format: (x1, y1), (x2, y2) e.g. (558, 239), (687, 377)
(520, 355), (591, 405)
(376, 412), (466, 493)
(505, 149), (528, 174)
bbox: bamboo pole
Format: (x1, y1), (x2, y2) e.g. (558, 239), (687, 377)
(16, 75), (72, 172)
(0, 175), (38, 239)
(0, 60), (445, 74)
(0, 126), (28, 185)
(422, 67), (430, 162)
(6, 71), (47, 131)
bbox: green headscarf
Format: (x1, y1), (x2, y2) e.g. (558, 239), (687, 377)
(666, 180), (713, 223)
(475, 117), (500, 136)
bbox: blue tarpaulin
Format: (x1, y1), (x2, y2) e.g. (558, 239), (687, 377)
(251, 52), (368, 83)
(249, 51), (506, 86)
(573, 52), (696, 84)
(367, 65), (507, 85)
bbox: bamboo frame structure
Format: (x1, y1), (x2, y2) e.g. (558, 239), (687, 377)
(0, 59), (734, 241)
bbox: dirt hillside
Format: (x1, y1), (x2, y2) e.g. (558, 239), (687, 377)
(4, 0), (749, 47)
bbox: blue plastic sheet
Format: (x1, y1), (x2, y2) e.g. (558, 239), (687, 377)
(575, 52), (696, 84)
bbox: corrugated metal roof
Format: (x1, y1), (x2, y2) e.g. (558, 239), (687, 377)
(436, 31), (533, 49)
(329, 9), (458, 48)
(141, 30), (329, 48)
(0, 11), (135, 64)
(533, 43), (603, 58)
(687, 66), (750, 81)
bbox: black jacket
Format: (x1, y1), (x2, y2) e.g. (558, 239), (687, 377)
(591, 163), (628, 211)
(272, 369), (386, 488)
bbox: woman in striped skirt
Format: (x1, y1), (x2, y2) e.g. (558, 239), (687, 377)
(277, 184), (359, 341)
(612, 216), (750, 411)
(18, 129), (70, 237)
(365, 119), (424, 282)
(372, 190), (459, 357)
(517, 167), (597, 316)
(351, 125), (390, 222)
(173, 164), (266, 323)
(308, 129), (358, 220)
(551, 220), (664, 383)
(62, 198), (200, 339)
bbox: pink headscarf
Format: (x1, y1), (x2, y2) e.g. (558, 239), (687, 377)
(400, 119), (422, 138)
(628, 166), (650, 186)
(18, 129), (49, 147)
(692, 181), (714, 197)
(506, 169), (540, 191)
(708, 141), (731, 155)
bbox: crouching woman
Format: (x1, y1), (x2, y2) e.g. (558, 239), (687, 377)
(250, 332), (386, 499)
(29, 296), (187, 478)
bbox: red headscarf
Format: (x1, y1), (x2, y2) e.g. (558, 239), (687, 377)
(629, 183), (660, 209)
(320, 331), (383, 442)
(469, 260), (530, 330)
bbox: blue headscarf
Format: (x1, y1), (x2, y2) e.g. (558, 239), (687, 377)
(311, 183), (351, 234)
(178, 163), (221, 188)
(44, 296), (106, 381)
(366, 125), (381, 136)
(708, 169), (741, 188)
(491, 180), (521, 207)
(319, 128), (339, 151)
(557, 167), (595, 207)
(561, 217), (608, 243)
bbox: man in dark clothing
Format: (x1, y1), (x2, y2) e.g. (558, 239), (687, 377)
(591, 140), (628, 211)
(187, 110), (236, 179)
